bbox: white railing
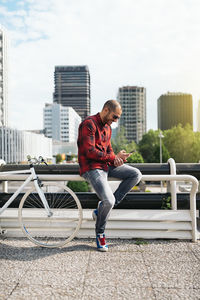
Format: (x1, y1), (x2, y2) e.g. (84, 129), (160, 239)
(168, 158), (177, 210)
(0, 171), (199, 241)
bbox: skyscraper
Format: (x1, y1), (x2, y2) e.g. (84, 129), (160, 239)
(43, 103), (81, 142)
(0, 26), (8, 126)
(53, 65), (90, 120)
(157, 92), (193, 130)
(118, 86), (146, 143)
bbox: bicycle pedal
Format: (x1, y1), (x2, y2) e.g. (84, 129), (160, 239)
(0, 229), (7, 235)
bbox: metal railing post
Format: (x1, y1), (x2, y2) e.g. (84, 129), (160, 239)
(2, 181), (8, 193)
(0, 159), (7, 193)
(168, 158), (177, 210)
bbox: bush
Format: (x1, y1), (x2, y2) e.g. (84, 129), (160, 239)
(56, 154), (62, 164)
(127, 152), (144, 163)
(67, 181), (90, 192)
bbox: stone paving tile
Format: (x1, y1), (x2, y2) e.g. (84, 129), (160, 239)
(108, 239), (143, 252)
(82, 284), (117, 299)
(85, 264), (151, 288)
(116, 286), (156, 300)
(0, 267), (25, 285)
(0, 238), (33, 248)
(19, 270), (84, 290)
(8, 285), (83, 300)
(88, 251), (144, 272)
(142, 250), (198, 263)
(116, 269), (151, 288)
(0, 284), (16, 300)
(153, 288), (200, 300)
(139, 240), (192, 252)
(0, 259), (32, 271)
(30, 251), (90, 271)
(146, 261), (200, 289)
(188, 241), (200, 253)
(1, 238), (200, 300)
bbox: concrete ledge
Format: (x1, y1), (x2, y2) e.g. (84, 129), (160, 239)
(1, 209), (199, 240)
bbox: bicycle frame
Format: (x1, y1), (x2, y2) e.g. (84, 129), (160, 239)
(0, 167), (52, 216)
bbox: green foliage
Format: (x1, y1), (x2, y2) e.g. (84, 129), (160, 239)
(124, 141), (137, 153)
(161, 196), (171, 210)
(56, 154), (62, 164)
(66, 154), (76, 161)
(164, 124), (200, 162)
(138, 129), (170, 163)
(67, 181), (90, 192)
(127, 152), (144, 163)
(153, 144), (170, 163)
(111, 127), (143, 163)
(111, 127), (128, 153)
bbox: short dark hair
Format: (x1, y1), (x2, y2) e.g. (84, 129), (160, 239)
(103, 100), (121, 112)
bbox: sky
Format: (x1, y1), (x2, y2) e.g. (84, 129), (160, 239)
(0, 0), (200, 131)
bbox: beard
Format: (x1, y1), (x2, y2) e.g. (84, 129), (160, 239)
(103, 112), (112, 125)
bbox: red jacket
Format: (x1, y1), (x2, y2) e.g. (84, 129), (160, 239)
(77, 113), (116, 175)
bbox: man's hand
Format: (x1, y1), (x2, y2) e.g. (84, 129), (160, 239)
(114, 150), (130, 167)
(117, 150), (130, 161)
(114, 156), (124, 167)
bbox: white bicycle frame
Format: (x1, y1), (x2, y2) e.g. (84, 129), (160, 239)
(0, 167), (52, 216)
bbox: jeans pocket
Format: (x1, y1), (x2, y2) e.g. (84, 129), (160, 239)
(83, 169), (105, 186)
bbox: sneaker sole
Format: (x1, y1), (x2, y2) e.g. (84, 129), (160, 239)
(97, 247), (108, 252)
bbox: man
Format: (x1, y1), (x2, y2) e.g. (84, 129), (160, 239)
(77, 100), (142, 251)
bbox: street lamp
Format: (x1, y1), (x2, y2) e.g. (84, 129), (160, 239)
(158, 131), (164, 192)
(158, 131), (164, 163)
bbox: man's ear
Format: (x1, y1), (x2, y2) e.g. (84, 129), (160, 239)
(104, 107), (109, 114)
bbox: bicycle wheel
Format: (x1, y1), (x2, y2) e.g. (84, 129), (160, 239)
(18, 183), (82, 248)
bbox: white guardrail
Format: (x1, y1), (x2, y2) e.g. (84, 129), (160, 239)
(0, 158), (199, 241)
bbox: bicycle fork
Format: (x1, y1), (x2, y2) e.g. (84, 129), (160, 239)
(34, 180), (53, 217)
(31, 167), (53, 217)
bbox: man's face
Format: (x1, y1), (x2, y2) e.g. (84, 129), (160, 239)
(104, 107), (122, 126)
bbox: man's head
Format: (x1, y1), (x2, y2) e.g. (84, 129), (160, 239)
(100, 100), (122, 126)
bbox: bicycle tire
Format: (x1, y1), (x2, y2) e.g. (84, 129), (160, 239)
(18, 183), (83, 248)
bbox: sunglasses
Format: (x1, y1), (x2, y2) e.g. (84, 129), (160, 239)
(112, 114), (120, 120)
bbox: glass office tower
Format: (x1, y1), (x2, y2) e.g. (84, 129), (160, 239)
(53, 65), (90, 120)
(157, 92), (193, 130)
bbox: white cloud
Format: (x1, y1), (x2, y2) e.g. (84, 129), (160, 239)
(1, 0), (200, 130)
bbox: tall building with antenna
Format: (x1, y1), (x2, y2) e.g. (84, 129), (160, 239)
(53, 65), (90, 120)
(0, 26), (8, 126)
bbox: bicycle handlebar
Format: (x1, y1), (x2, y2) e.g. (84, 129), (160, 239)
(27, 155), (48, 166)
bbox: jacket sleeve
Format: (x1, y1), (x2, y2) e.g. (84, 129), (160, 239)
(79, 120), (116, 163)
(107, 129), (116, 164)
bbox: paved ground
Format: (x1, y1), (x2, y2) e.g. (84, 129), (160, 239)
(0, 237), (200, 300)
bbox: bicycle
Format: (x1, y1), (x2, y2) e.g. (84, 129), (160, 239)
(0, 156), (83, 248)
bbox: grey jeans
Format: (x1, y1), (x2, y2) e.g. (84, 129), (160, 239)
(82, 164), (142, 235)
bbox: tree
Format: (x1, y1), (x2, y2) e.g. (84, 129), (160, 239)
(164, 124), (200, 162)
(111, 127), (128, 153)
(124, 141), (137, 153)
(138, 129), (170, 163)
(153, 144), (170, 163)
(127, 152), (144, 163)
(138, 130), (158, 162)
